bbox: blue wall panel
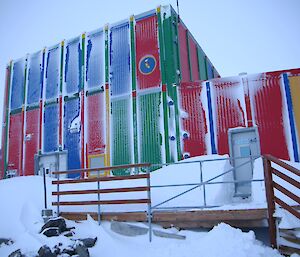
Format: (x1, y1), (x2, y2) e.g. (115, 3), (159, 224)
(27, 51), (43, 105)
(206, 82), (217, 154)
(45, 45), (60, 100)
(110, 23), (131, 96)
(43, 104), (59, 152)
(11, 59), (25, 110)
(65, 37), (81, 94)
(86, 31), (104, 89)
(64, 98), (81, 178)
(206, 60), (214, 80)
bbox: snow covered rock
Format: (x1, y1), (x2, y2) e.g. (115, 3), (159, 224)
(75, 237), (98, 248)
(0, 238), (14, 246)
(40, 217), (68, 234)
(8, 249), (25, 257)
(75, 243), (90, 257)
(38, 245), (56, 257)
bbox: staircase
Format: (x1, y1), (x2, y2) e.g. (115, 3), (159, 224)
(278, 227), (300, 255)
(263, 155), (300, 256)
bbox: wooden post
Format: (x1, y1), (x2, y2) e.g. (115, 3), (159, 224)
(263, 156), (277, 248)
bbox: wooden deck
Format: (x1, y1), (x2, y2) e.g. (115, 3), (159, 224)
(61, 208), (268, 229)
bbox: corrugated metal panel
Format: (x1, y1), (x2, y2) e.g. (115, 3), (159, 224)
(206, 60), (214, 79)
(64, 98), (81, 176)
(45, 45), (60, 100)
(138, 92), (162, 166)
(86, 31), (104, 89)
(24, 108), (40, 175)
(8, 113), (23, 175)
(251, 73), (289, 160)
(178, 22), (190, 82)
(135, 15), (161, 89)
(1, 66), (11, 178)
(110, 23), (131, 96)
(43, 103), (59, 152)
(27, 51), (43, 105)
(212, 79), (246, 154)
(10, 59), (25, 110)
(179, 82), (207, 157)
(188, 36), (200, 81)
(65, 37), (81, 94)
(86, 93), (105, 155)
(111, 98), (132, 175)
(289, 75), (300, 148)
(197, 48), (207, 81)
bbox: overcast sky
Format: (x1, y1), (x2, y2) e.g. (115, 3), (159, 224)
(0, 0), (299, 129)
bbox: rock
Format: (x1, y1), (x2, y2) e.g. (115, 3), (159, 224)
(76, 237), (97, 248)
(40, 217), (67, 234)
(62, 231), (74, 237)
(0, 238), (14, 246)
(41, 227), (60, 237)
(52, 245), (61, 255)
(8, 249), (24, 257)
(75, 244), (90, 257)
(38, 245), (56, 257)
(62, 246), (76, 256)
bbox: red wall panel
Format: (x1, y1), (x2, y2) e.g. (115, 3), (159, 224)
(135, 15), (161, 90)
(86, 93), (105, 155)
(178, 22), (190, 82)
(252, 73), (289, 160)
(213, 81), (246, 154)
(24, 108), (40, 176)
(179, 82), (207, 157)
(188, 36), (200, 81)
(8, 113), (23, 175)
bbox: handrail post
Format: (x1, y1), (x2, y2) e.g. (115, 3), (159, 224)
(97, 169), (101, 226)
(263, 156), (277, 248)
(146, 166), (152, 242)
(200, 161), (206, 207)
(43, 168), (47, 209)
(57, 172), (60, 217)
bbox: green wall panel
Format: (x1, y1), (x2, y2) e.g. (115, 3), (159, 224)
(111, 98), (132, 175)
(138, 92), (162, 168)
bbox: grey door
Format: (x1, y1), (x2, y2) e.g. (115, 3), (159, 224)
(228, 127), (260, 197)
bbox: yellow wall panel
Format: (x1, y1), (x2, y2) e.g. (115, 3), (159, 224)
(289, 76), (300, 140)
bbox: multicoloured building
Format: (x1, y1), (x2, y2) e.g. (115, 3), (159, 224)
(1, 5), (299, 179)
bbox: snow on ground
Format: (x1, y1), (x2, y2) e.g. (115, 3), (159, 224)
(0, 182), (283, 257)
(0, 154), (299, 256)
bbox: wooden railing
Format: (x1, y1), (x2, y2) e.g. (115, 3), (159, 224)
(51, 163), (152, 241)
(263, 155), (300, 248)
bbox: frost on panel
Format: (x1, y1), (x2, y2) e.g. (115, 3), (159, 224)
(10, 59), (25, 110)
(86, 93), (105, 155)
(212, 78), (246, 154)
(249, 72), (289, 160)
(65, 37), (81, 94)
(111, 98), (132, 175)
(43, 104), (59, 152)
(64, 98), (81, 174)
(86, 31), (104, 89)
(27, 51), (43, 105)
(45, 46), (60, 100)
(110, 23), (130, 96)
(178, 82), (207, 157)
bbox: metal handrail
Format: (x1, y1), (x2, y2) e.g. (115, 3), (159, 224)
(151, 156), (261, 210)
